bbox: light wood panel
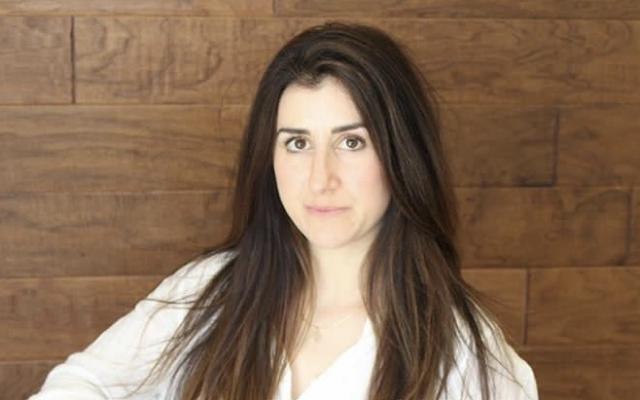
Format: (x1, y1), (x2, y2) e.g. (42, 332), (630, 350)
(276, 0), (640, 19)
(528, 267), (640, 345)
(0, 105), (245, 193)
(0, 17), (71, 104)
(0, 191), (231, 278)
(457, 187), (629, 267)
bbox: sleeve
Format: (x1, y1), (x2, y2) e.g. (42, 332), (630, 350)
(28, 252), (229, 400)
(444, 312), (539, 400)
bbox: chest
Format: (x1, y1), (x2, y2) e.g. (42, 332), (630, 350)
(288, 316), (367, 400)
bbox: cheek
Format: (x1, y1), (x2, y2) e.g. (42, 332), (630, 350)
(273, 157), (303, 202)
(343, 158), (390, 215)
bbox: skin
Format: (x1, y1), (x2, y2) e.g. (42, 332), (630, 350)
(273, 75), (391, 309)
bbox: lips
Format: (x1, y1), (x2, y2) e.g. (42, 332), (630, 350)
(305, 205), (348, 214)
(308, 206), (345, 211)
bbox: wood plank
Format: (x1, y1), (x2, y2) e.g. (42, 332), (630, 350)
(0, 191), (231, 278)
(76, 17), (640, 105)
(461, 268), (526, 345)
(441, 105), (556, 186)
(74, 17), (325, 104)
(0, 275), (163, 360)
(0, 360), (60, 400)
(519, 345), (640, 400)
(528, 267), (640, 345)
(0, 105), (244, 193)
(631, 188), (640, 264)
(0, 16), (71, 104)
(558, 105), (640, 186)
(457, 187), (629, 267)
(0, 0), (272, 16)
(276, 0), (640, 19)
(375, 18), (640, 105)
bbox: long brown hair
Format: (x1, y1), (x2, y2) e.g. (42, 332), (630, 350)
(126, 21), (522, 400)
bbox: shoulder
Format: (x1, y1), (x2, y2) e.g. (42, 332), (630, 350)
(146, 249), (236, 304)
(447, 308), (539, 400)
(172, 249), (236, 281)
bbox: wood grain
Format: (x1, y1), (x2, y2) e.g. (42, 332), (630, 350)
(631, 188), (640, 264)
(276, 0), (640, 19)
(74, 17), (325, 104)
(0, 0), (272, 16)
(558, 105), (640, 186)
(441, 105), (556, 187)
(0, 191), (231, 278)
(375, 18), (640, 105)
(528, 267), (640, 345)
(74, 17), (640, 105)
(0, 360), (60, 400)
(457, 187), (629, 267)
(0, 275), (163, 360)
(461, 268), (527, 345)
(520, 345), (640, 400)
(0, 16), (71, 104)
(0, 105), (245, 193)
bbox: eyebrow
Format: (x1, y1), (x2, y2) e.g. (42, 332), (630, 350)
(276, 122), (365, 135)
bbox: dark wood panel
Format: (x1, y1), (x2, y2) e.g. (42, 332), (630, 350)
(0, 275), (163, 360)
(375, 18), (640, 105)
(558, 105), (640, 186)
(520, 345), (640, 400)
(461, 268), (526, 345)
(74, 17), (640, 105)
(0, 105), (245, 193)
(528, 267), (640, 345)
(0, 191), (230, 278)
(276, 0), (640, 19)
(74, 17), (324, 104)
(457, 187), (629, 267)
(631, 188), (640, 264)
(441, 105), (556, 187)
(0, 0), (272, 16)
(0, 360), (60, 400)
(0, 16), (71, 104)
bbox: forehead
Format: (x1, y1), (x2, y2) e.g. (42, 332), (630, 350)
(276, 76), (362, 128)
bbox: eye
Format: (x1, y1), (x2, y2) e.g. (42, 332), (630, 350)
(284, 136), (309, 152)
(339, 136), (365, 151)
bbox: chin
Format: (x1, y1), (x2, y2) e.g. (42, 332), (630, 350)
(304, 232), (353, 249)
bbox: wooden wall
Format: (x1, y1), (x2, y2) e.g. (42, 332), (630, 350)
(1, 1), (639, 399)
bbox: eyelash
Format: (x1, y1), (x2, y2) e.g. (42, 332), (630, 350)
(283, 135), (366, 152)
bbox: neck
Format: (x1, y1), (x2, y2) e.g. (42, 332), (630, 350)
(309, 240), (371, 309)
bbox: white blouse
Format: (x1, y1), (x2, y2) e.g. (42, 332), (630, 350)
(29, 251), (539, 400)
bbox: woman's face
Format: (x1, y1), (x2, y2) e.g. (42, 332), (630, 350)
(273, 76), (391, 251)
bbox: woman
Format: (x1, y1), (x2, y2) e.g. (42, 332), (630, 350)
(30, 22), (538, 400)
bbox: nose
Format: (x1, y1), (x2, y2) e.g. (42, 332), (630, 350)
(308, 147), (339, 194)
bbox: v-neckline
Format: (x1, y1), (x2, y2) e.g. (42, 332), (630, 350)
(284, 317), (372, 400)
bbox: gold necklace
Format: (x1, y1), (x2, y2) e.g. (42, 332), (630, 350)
(304, 312), (357, 342)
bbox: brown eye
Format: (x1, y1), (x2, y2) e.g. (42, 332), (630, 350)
(339, 136), (365, 151)
(284, 137), (309, 152)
